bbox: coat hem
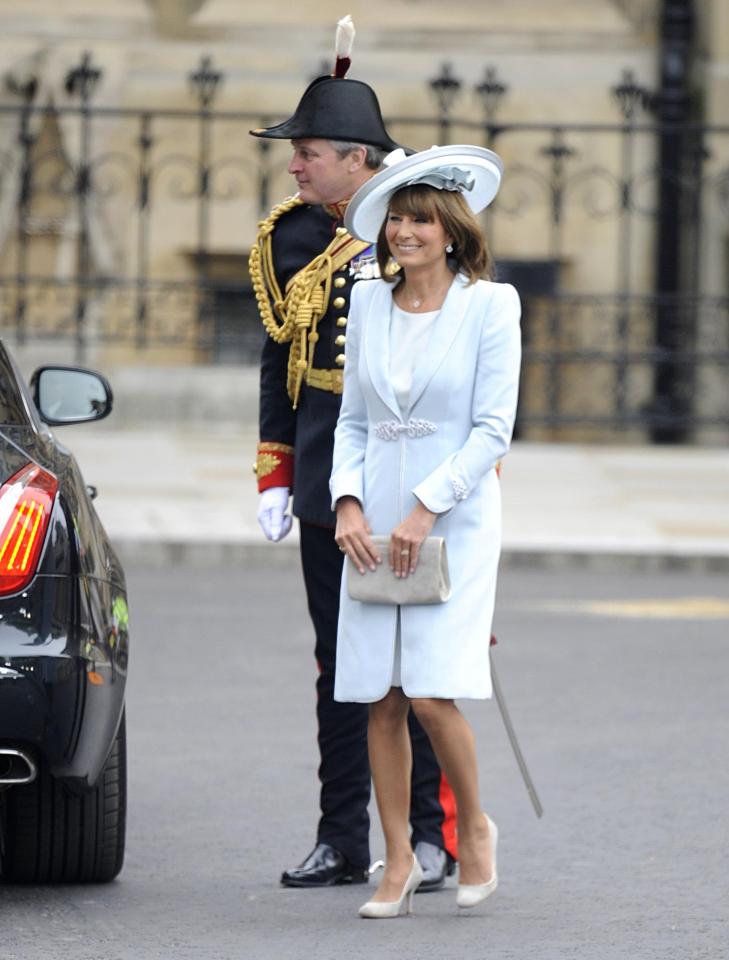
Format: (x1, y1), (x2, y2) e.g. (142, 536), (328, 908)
(334, 688), (493, 704)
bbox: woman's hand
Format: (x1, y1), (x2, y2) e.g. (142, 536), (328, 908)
(335, 496), (382, 574)
(390, 502), (438, 578)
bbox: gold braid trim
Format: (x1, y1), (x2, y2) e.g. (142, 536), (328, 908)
(250, 199), (369, 409)
(249, 196), (304, 344)
(258, 441), (294, 455)
(285, 251), (333, 407)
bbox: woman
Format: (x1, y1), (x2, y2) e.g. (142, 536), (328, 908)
(330, 145), (521, 918)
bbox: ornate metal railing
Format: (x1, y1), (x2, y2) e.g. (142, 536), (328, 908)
(0, 54), (727, 440)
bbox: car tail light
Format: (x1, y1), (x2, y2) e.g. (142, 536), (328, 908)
(0, 463), (58, 595)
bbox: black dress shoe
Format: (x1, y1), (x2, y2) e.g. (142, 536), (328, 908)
(413, 841), (456, 893)
(280, 843), (369, 888)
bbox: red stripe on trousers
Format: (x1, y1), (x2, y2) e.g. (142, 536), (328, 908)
(439, 772), (459, 860)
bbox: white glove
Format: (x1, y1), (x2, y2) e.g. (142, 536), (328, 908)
(258, 486), (292, 542)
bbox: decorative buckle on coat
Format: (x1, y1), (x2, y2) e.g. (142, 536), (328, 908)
(373, 419), (438, 440)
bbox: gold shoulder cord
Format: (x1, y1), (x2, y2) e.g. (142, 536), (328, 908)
(249, 195), (303, 345)
(249, 199), (368, 408)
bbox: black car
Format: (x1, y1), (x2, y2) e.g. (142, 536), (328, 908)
(0, 340), (128, 883)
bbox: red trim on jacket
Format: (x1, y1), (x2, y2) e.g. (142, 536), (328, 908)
(439, 773), (459, 861)
(256, 442), (294, 493)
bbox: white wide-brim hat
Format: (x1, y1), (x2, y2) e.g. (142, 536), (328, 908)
(344, 144), (503, 243)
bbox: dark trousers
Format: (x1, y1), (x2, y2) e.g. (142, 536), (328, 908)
(299, 521), (457, 869)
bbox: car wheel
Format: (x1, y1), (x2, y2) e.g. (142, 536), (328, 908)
(1, 711), (127, 883)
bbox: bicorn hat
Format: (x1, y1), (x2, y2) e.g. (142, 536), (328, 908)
(344, 144), (504, 242)
(250, 16), (401, 152)
(250, 76), (401, 152)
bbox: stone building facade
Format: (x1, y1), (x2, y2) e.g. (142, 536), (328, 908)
(0, 1), (726, 439)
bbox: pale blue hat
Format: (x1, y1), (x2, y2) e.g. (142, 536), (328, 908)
(345, 144), (503, 242)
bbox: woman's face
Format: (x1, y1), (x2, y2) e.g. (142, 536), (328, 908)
(384, 207), (452, 272)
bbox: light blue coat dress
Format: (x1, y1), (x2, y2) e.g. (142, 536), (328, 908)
(329, 274), (521, 703)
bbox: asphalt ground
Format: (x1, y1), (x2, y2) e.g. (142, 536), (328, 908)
(3, 559), (728, 959)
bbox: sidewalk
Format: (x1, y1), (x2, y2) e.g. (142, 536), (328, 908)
(60, 422), (729, 569)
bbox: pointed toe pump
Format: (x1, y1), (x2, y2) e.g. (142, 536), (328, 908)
(359, 855), (424, 919)
(456, 816), (498, 909)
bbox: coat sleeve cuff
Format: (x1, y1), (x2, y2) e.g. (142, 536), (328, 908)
(255, 441), (294, 492)
(329, 469), (364, 513)
(414, 457), (503, 514)
(412, 455), (470, 515)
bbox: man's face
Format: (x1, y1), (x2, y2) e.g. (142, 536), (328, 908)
(288, 138), (367, 205)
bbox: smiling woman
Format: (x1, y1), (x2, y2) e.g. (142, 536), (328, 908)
(331, 144), (521, 918)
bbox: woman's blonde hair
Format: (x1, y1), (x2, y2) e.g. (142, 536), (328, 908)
(376, 183), (492, 284)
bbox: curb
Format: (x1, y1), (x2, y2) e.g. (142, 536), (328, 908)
(113, 539), (729, 573)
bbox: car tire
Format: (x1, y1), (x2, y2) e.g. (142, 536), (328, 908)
(1, 711), (127, 883)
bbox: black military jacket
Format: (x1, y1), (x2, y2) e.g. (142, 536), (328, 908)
(258, 202), (377, 527)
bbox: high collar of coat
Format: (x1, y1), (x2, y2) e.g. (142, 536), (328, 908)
(322, 199), (350, 222)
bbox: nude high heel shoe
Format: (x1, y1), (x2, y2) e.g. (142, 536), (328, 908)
(456, 815), (498, 909)
(358, 855), (424, 919)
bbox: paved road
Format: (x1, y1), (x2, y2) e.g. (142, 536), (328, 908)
(3, 560), (729, 960)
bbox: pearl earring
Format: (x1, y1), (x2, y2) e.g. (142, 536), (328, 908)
(445, 243), (453, 253)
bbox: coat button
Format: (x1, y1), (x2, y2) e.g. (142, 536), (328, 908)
(335, 353), (346, 366)
(332, 296), (346, 309)
(336, 316), (348, 327)
(335, 334), (346, 346)
(334, 276), (346, 288)
(336, 226), (347, 236)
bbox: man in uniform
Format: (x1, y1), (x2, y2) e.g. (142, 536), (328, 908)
(249, 68), (458, 890)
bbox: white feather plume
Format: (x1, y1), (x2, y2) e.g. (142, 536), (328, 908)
(335, 15), (356, 59)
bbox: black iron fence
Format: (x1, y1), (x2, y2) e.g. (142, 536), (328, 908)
(0, 55), (728, 441)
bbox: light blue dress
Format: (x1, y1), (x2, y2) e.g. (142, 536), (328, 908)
(389, 303), (439, 688)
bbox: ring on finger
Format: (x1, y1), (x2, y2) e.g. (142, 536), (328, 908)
(400, 548), (410, 556)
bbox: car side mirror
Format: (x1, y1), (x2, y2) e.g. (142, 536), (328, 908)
(30, 365), (113, 426)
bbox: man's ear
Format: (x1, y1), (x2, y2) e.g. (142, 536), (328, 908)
(348, 146), (368, 173)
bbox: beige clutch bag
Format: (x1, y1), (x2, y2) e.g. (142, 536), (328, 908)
(347, 536), (451, 605)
